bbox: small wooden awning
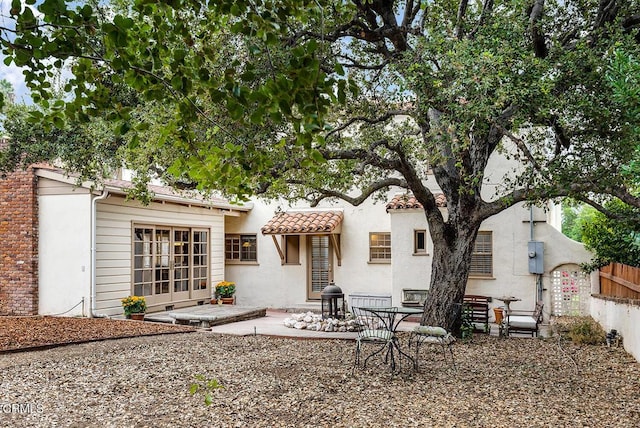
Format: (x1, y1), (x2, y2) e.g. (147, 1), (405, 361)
(261, 210), (343, 265)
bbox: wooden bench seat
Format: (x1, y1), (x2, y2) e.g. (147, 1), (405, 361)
(462, 295), (491, 333)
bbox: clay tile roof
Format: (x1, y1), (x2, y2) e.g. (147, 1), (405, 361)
(386, 193), (447, 211)
(261, 211), (344, 235)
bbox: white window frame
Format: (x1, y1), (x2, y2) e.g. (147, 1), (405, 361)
(369, 232), (391, 263)
(414, 229), (428, 255)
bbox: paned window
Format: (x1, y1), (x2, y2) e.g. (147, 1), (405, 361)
(225, 234), (258, 262)
(369, 232), (391, 262)
(133, 226), (209, 296)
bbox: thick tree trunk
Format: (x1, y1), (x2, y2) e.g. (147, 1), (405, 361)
(420, 223), (480, 332)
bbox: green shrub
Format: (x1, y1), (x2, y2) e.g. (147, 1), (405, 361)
(190, 374), (224, 406)
(556, 316), (606, 345)
(459, 305), (475, 340)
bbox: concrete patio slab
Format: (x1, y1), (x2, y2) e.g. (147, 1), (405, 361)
(208, 310), (358, 339)
(143, 304), (549, 339)
(143, 304), (266, 326)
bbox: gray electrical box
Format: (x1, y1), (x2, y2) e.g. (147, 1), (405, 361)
(528, 241), (544, 274)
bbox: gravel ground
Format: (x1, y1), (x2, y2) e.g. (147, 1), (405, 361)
(1, 327), (639, 427)
(0, 316), (195, 352)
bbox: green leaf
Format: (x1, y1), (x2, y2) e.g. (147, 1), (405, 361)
(227, 100), (243, 120)
(52, 115), (64, 129)
(171, 76), (183, 90)
(204, 394), (213, 406)
(10, 0), (21, 15)
(189, 384), (199, 395)
(114, 14), (134, 30)
(310, 149), (325, 163)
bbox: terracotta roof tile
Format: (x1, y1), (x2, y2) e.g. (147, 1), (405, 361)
(261, 211), (344, 235)
(386, 193), (447, 211)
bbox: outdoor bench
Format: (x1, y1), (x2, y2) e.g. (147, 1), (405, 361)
(169, 313), (218, 328)
(462, 295), (491, 333)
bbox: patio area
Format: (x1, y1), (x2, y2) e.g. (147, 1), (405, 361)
(0, 326), (637, 427)
(143, 304), (551, 339)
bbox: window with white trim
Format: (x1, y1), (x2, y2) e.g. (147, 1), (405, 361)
(470, 231), (493, 277)
(369, 232), (391, 262)
(132, 225), (209, 296)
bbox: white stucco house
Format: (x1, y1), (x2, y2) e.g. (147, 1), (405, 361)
(225, 149), (596, 319)
(1, 151), (596, 320)
(225, 191), (596, 320)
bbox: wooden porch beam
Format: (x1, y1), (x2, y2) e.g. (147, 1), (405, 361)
(330, 234), (342, 266)
(270, 235), (285, 264)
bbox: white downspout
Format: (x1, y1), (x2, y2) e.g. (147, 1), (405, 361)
(90, 190), (110, 317)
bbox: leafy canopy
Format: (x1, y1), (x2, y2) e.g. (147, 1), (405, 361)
(3, 0), (640, 328)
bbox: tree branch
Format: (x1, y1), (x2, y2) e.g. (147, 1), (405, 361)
(288, 177), (407, 207)
(469, 0), (494, 39)
(529, 0), (548, 58)
(493, 124), (546, 178)
(478, 187), (535, 219)
(325, 110), (410, 139)
(336, 54), (389, 70)
(594, 0), (620, 30)
(454, 0), (469, 39)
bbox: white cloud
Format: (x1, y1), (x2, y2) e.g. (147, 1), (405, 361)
(0, 60), (32, 104)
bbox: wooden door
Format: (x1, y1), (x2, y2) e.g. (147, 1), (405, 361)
(308, 235), (333, 300)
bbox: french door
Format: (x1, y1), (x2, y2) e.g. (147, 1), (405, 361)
(133, 225), (209, 306)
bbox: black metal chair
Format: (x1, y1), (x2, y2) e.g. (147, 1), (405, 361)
(408, 326), (456, 371)
(408, 303), (459, 371)
(352, 306), (397, 372)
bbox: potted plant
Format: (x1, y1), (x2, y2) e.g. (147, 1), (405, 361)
(121, 295), (147, 320)
(214, 281), (236, 305)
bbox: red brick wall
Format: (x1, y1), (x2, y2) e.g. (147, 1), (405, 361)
(0, 167), (39, 315)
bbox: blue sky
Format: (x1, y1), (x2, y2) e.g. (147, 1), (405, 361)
(0, 0), (36, 104)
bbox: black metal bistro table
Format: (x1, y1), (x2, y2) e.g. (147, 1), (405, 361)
(358, 306), (423, 373)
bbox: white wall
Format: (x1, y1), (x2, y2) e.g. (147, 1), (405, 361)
(591, 296), (640, 363)
(38, 193), (92, 316)
(225, 196), (395, 309)
(228, 190), (594, 314)
(225, 146), (595, 313)
(389, 209), (434, 305)
(466, 203), (594, 318)
(388, 201), (594, 318)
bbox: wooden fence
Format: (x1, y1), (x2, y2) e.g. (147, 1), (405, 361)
(599, 263), (640, 300)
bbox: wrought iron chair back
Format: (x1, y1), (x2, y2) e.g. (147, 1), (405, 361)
(352, 306), (397, 371)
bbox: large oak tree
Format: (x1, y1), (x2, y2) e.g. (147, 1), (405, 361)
(2, 0), (640, 329)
